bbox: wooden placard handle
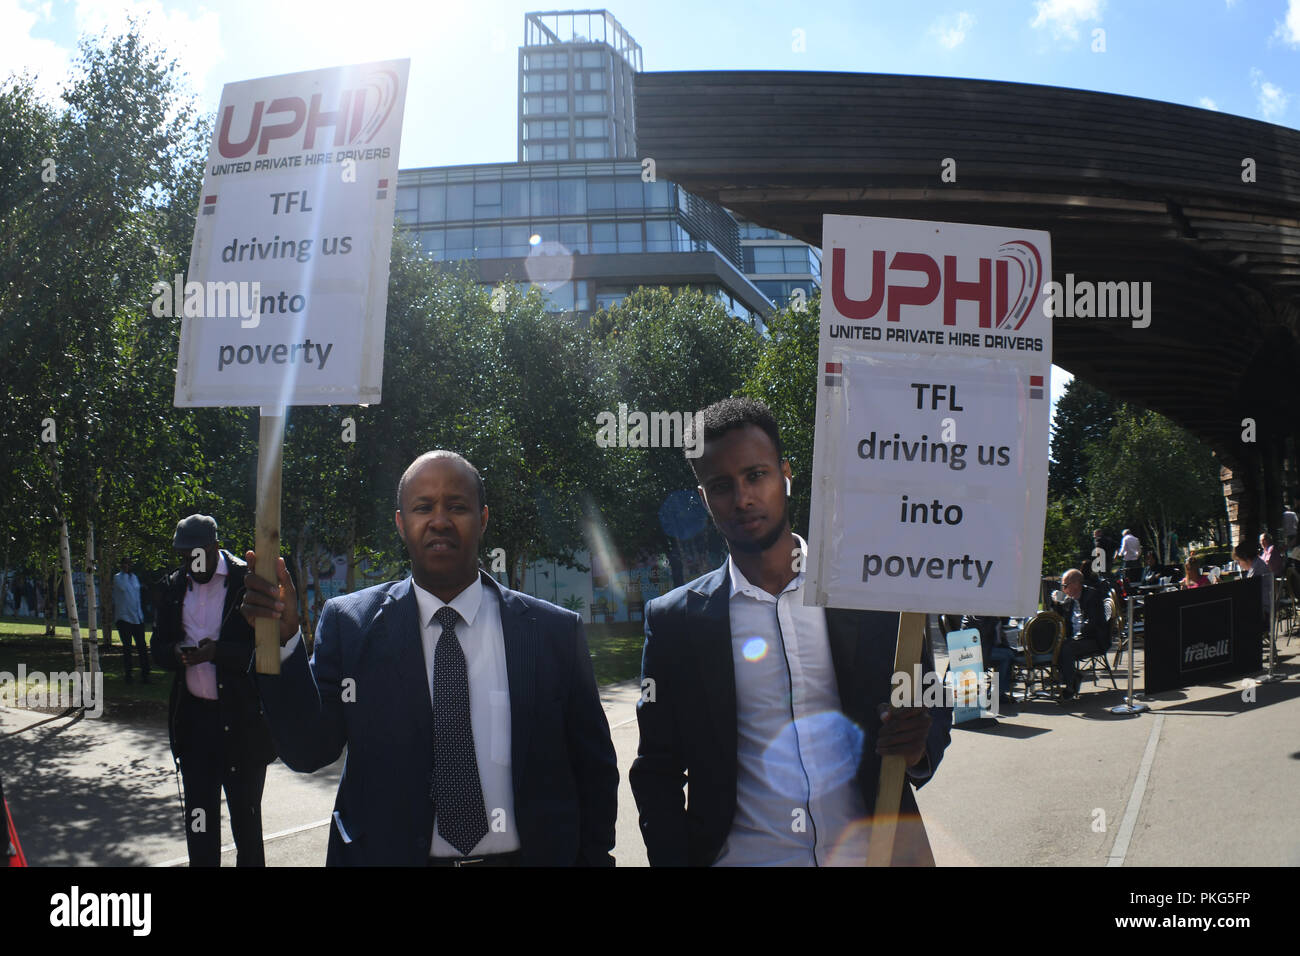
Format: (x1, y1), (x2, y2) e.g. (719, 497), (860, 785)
(254, 411), (284, 675)
(866, 610), (927, 866)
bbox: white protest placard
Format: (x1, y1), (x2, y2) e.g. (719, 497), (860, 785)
(806, 215), (1052, 617)
(173, 58), (410, 407)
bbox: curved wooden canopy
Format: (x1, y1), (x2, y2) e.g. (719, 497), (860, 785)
(633, 71), (1300, 482)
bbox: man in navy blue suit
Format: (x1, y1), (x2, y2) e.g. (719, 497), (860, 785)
(243, 450), (618, 866)
(630, 398), (951, 866)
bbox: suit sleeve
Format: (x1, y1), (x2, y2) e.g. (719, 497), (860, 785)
(628, 603), (690, 866)
(912, 632), (952, 791)
(564, 613), (619, 866)
(150, 578), (182, 673)
(255, 600), (348, 773)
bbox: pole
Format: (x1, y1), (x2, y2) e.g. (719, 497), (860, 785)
(1259, 577), (1284, 683)
(866, 610), (927, 867)
(254, 408), (284, 675)
(1111, 594), (1149, 715)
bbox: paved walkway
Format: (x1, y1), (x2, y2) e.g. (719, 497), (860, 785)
(3, 638), (1296, 866)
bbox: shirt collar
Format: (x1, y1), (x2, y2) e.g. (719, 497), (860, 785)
(411, 574), (484, 629)
(727, 534), (808, 603)
(186, 549), (228, 588)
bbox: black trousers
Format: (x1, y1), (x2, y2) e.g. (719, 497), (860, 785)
(177, 694), (267, 867)
(1059, 637), (1106, 690)
(115, 620), (149, 679)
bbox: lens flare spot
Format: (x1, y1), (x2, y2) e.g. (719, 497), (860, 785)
(742, 637), (768, 661)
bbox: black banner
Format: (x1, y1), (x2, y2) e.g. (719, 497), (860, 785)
(1142, 579), (1264, 694)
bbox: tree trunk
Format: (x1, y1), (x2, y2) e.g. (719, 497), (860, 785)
(57, 515), (86, 679)
(84, 520), (101, 681)
(511, 549), (529, 592)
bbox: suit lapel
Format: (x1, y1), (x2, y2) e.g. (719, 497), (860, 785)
(689, 567), (738, 769)
(376, 578), (433, 730)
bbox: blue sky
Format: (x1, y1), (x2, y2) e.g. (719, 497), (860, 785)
(5, 0), (1298, 410)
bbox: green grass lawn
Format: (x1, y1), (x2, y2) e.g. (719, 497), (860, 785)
(0, 615), (647, 718)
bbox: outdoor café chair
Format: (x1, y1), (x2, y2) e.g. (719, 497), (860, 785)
(1076, 595), (1120, 690)
(1012, 610), (1065, 701)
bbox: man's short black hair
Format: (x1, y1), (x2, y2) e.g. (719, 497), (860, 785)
(686, 396), (785, 477)
(396, 450), (487, 512)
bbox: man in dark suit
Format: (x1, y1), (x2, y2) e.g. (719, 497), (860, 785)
(630, 398), (951, 867)
(243, 450), (618, 866)
(1054, 568), (1111, 699)
(151, 514), (276, 867)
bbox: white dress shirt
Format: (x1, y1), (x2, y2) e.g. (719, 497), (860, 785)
(1119, 534), (1141, 560)
(282, 575), (519, 856)
(713, 535), (873, 867)
(180, 551), (227, 700)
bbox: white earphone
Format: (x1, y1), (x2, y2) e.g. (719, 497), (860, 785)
(785, 476), (792, 496)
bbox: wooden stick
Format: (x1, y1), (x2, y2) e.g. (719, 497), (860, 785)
(254, 410), (284, 675)
(866, 610), (928, 867)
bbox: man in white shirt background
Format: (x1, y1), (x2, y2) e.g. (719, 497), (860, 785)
(112, 556), (149, 684)
(631, 397), (951, 866)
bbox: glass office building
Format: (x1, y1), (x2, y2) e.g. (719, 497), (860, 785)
(395, 160), (772, 327)
(734, 215), (823, 310)
(518, 10), (641, 162)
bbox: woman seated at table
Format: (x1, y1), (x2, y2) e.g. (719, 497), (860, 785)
(1183, 557), (1210, 589)
(1140, 551), (1163, 585)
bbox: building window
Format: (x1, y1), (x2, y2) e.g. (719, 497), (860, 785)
(530, 179), (558, 216)
(575, 141), (608, 159)
(396, 186), (418, 218)
(419, 229), (444, 259)
(557, 177), (586, 214)
(419, 184), (446, 222)
(525, 119), (570, 139)
(587, 177), (616, 210)
(645, 219), (671, 251)
(524, 95), (567, 115)
(615, 179), (642, 210)
(523, 72), (567, 92)
(578, 118), (608, 137)
(526, 52), (568, 69)
(580, 51), (603, 68)
(503, 225), (532, 256)
(559, 222), (587, 253)
(474, 181), (501, 215)
(503, 180), (529, 218)
(474, 224), (502, 258)
(591, 221), (616, 254)
(617, 221), (642, 252)
(444, 183), (473, 221)
(644, 179), (670, 209)
(445, 227), (473, 259)
(575, 94), (606, 113)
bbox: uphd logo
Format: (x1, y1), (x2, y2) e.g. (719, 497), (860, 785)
(595, 404), (704, 458)
(217, 69), (401, 158)
(50, 886), (151, 936)
(831, 240), (1042, 330)
(0, 665), (103, 718)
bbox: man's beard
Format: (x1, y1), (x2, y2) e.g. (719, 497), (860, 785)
(724, 505), (790, 555)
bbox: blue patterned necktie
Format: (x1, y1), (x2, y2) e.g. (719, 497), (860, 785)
(431, 605), (489, 855)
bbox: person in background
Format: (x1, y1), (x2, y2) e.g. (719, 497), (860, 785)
(1054, 568), (1111, 701)
(1182, 557), (1210, 589)
(1233, 541), (1273, 632)
(1140, 551), (1162, 585)
(1260, 533), (1285, 578)
(1283, 504), (1297, 548)
(1116, 529), (1141, 578)
(112, 557), (150, 684)
(152, 514), (275, 867)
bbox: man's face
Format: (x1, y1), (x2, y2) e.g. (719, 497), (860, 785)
(695, 424), (791, 554)
(179, 542), (219, 583)
(121, 558), (132, 573)
(1063, 575), (1083, 600)
(394, 458), (487, 590)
